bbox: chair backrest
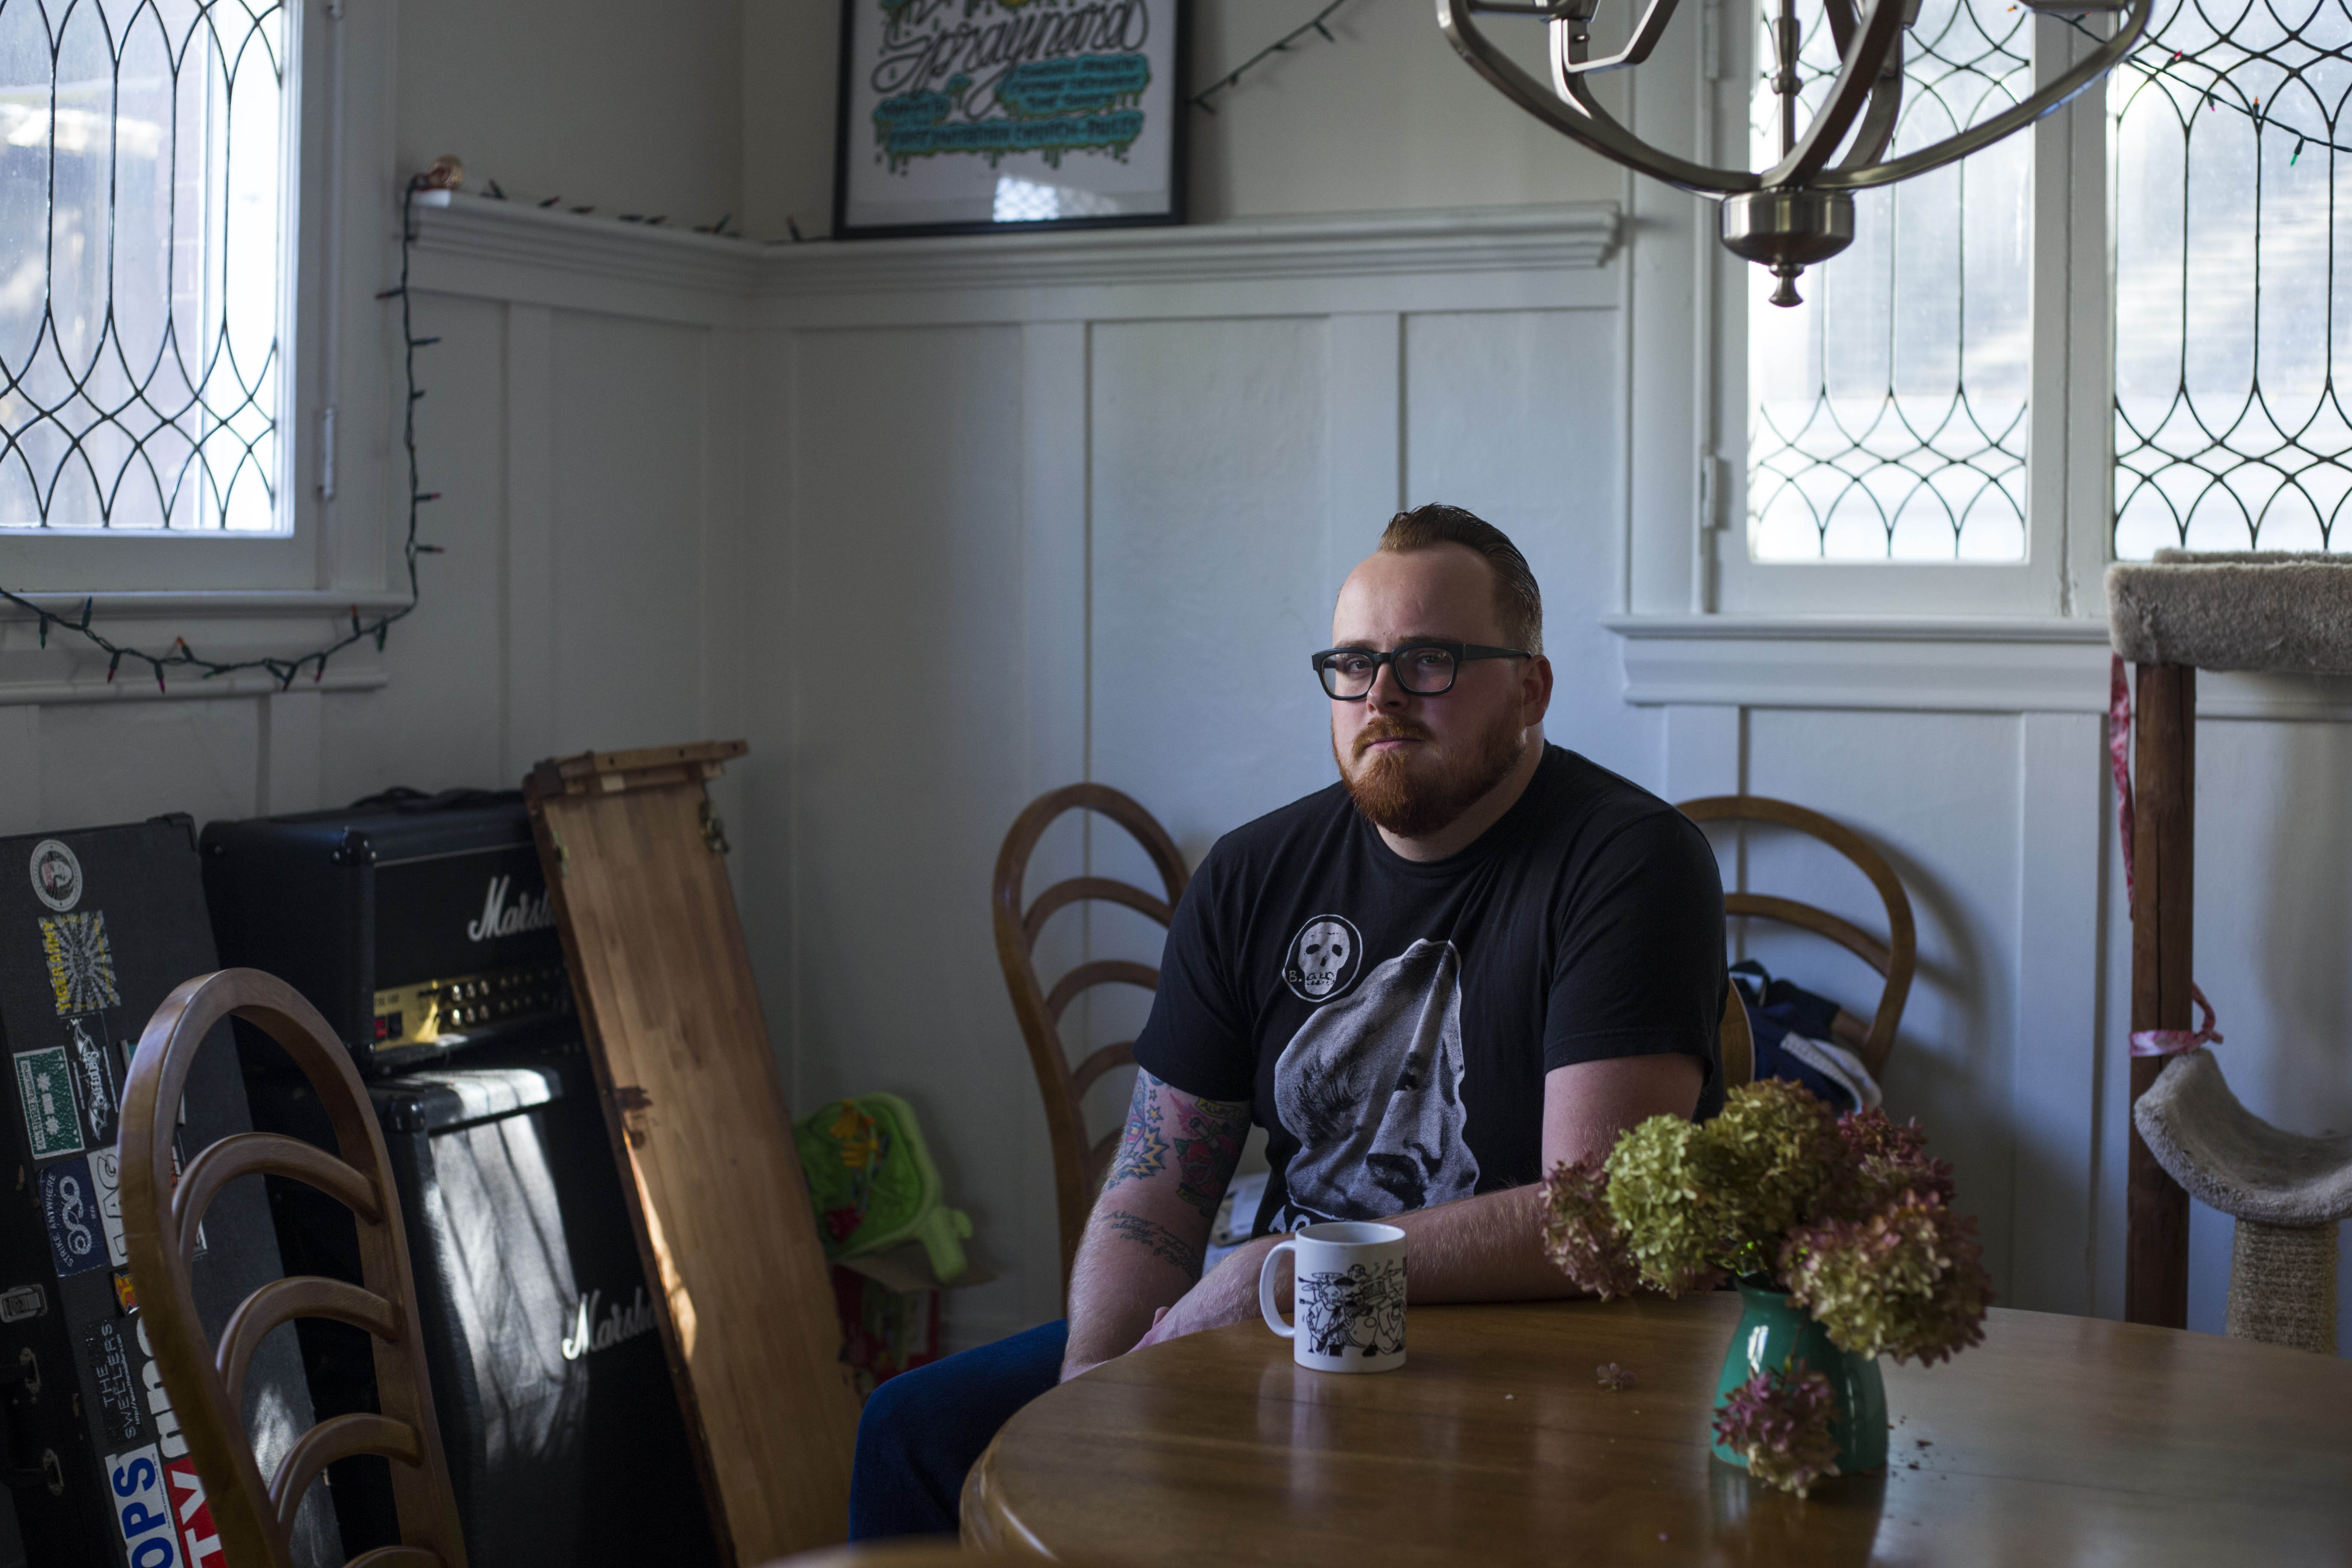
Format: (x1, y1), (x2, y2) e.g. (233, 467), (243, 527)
(993, 784), (1190, 1294)
(1677, 795), (1917, 1084)
(119, 968), (468, 1568)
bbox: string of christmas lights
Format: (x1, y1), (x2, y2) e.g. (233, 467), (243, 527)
(2062, 11), (2352, 162)
(1193, 0), (1354, 113)
(0, 181), (441, 694)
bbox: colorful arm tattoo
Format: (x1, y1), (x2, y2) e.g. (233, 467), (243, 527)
(1106, 1071), (1170, 1186)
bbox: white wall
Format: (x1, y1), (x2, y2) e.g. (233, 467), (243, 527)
(400, 0), (745, 225)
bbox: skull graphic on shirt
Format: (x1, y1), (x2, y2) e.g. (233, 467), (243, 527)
(1284, 915), (1361, 1001)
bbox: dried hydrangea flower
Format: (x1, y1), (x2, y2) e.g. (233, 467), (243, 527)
(1604, 1081), (1844, 1290)
(1601, 1113), (1719, 1292)
(1712, 1360), (1841, 1496)
(1823, 1106), (1956, 1216)
(1782, 1188), (1993, 1364)
(1595, 1362), (1635, 1390)
(1697, 1080), (1847, 1272)
(1540, 1157), (1643, 1298)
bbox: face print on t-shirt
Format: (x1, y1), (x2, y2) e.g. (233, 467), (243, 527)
(1272, 938), (1480, 1228)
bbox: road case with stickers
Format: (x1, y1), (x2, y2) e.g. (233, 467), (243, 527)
(248, 1035), (717, 1567)
(0, 817), (341, 1568)
(200, 790), (575, 1078)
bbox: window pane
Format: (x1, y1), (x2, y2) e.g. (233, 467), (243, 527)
(1749, 0), (2034, 562)
(2113, 0), (2352, 556)
(0, 0), (287, 533)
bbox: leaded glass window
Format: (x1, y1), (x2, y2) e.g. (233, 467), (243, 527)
(0, 0), (288, 533)
(2113, 0), (2352, 556)
(1747, 0), (2034, 561)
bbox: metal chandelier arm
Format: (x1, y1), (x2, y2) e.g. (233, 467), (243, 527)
(1833, 34), (1907, 172)
(1815, 0), (2154, 190)
(1759, 0), (1908, 187)
(1440, 0), (1760, 194)
(1551, 0), (1686, 74)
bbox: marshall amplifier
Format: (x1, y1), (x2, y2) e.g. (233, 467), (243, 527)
(249, 1038), (717, 1568)
(0, 817), (339, 1568)
(200, 790), (573, 1076)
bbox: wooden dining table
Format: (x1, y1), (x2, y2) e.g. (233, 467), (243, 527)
(962, 1293), (2352, 1565)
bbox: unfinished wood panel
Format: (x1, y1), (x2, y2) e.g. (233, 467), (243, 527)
(2128, 662), (2194, 1329)
(529, 741), (856, 1565)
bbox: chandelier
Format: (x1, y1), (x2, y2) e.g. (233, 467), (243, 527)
(1439, 0), (2150, 305)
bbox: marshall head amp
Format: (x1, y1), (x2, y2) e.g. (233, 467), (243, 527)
(200, 790), (573, 1076)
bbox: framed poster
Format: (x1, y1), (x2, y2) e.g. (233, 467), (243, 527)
(833, 0), (1188, 239)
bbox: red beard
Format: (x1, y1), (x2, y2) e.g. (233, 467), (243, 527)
(1337, 704), (1527, 840)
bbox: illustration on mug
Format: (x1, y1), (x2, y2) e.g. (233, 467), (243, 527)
(1300, 1259), (1406, 1358)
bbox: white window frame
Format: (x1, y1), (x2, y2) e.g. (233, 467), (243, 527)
(1626, 0), (2120, 621)
(0, 0), (399, 606)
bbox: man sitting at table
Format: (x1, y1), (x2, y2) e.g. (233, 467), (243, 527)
(851, 504), (1726, 1537)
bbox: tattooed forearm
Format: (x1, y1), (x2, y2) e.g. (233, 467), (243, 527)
(1106, 1072), (1169, 1186)
(1097, 1207), (1203, 1281)
(1167, 1092), (1251, 1222)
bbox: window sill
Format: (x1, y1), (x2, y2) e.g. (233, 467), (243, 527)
(1604, 615), (2352, 720)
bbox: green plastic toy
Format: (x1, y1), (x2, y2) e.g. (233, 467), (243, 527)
(794, 1091), (971, 1284)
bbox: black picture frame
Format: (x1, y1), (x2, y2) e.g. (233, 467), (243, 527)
(831, 0), (1190, 241)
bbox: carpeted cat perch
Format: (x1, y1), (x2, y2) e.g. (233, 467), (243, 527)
(2109, 549), (2352, 1351)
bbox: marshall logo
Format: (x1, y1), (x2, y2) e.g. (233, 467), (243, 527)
(561, 1286), (657, 1361)
(466, 874), (554, 943)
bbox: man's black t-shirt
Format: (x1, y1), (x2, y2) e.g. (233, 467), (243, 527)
(1133, 744), (1726, 1237)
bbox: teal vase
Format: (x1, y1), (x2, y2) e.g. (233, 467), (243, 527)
(1712, 1281), (1888, 1476)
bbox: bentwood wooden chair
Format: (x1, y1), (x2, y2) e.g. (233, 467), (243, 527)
(993, 784), (1191, 1295)
(1677, 796), (1917, 1089)
(120, 968), (467, 1568)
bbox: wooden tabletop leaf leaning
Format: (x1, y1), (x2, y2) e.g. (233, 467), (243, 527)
(118, 967), (468, 1568)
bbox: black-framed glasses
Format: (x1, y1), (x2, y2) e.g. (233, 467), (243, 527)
(1310, 640), (1532, 700)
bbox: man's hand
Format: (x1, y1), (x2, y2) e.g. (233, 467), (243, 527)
(1128, 1236), (1280, 1354)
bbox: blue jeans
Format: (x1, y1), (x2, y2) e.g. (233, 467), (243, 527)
(848, 1318), (1069, 1539)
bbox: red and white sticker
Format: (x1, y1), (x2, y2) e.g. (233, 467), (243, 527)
(164, 1458), (226, 1567)
(103, 1445), (226, 1568)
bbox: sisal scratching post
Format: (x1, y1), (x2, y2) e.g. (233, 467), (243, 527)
(2109, 550), (2352, 1335)
(2227, 1223), (2339, 1355)
(2135, 1048), (2352, 1356)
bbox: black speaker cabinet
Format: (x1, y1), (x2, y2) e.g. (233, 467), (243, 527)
(0, 817), (339, 1568)
(251, 1036), (717, 1567)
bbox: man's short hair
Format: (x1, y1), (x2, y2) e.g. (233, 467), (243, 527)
(1378, 504), (1544, 656)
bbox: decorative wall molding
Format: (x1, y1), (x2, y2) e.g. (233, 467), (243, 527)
(410, 193), (759, 326)
(1608, 614), (2352, 720)
(411, 194), (1624, 328)
(754, 202), (1623, 328)
(764, 203), (1620, 292)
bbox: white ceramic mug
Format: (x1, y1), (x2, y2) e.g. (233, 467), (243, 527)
(1258, 1220), (1408, 1373)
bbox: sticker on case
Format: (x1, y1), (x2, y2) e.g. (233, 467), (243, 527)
(39, 1156), (107, 1277)
(70, 1014), (116, 1145)
(30, 839), (82, 912)
(84, 1317), (147, 1448)
(41, 910), (120, 1016)
(13, 1045), (85, 1160)
(113, 1271), (139, 1314)
(91, 1145), (129, 1267)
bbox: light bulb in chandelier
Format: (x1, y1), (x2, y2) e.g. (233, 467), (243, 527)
(1438, 0), (2149, 306)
